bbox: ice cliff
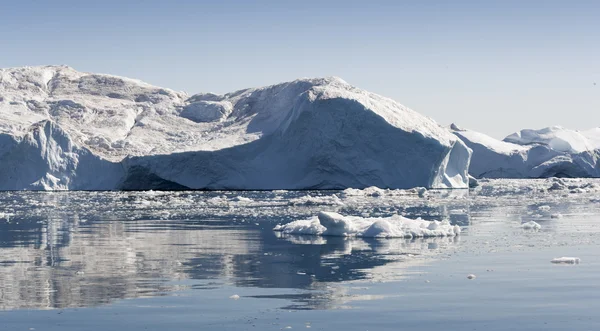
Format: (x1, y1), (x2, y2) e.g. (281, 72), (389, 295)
(0, 65), (471, 190)
(451, 124), (600, 178)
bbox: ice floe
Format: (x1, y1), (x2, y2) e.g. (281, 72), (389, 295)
(273, 211), (461, 238)
(551, 257), (581, 264)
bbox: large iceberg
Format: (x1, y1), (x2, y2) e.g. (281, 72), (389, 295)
(0, 65), (471, 190)
(451, 124), (600, 178)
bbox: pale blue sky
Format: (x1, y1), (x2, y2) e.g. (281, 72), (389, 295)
(2, 0), (599, 138)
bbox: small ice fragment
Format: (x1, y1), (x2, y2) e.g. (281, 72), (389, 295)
(467, 274), (476, 279)
(551, 257), (580, 264)
(522, 221), (541, 230)
(229, 294), (240, 300)
(233, 196), (253, 203)
(551, 213), (562, 219)
(538, 205), (551, 211)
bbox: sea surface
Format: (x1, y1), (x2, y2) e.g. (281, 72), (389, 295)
(1, 179), (599, 330)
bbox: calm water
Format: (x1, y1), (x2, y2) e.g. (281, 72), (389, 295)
(1, 181), (599, 330)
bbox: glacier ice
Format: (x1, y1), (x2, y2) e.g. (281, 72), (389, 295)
(0, 65), (471, 190)
(451, 125), (600, 179)
(551, 257), (581, 264)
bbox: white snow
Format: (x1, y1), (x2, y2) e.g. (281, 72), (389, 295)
(273, 211), (461, 238)
(505, 126), (598, 154)
(0, 65), (471, 190)
(551, 257), (581, 264)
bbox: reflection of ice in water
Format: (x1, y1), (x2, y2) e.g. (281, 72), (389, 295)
(0, 218), (261, 310)
(0, 178), (599, 311)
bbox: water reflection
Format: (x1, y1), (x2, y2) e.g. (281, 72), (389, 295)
(0, 215), (458, 311)
(1, 185), (599, 311)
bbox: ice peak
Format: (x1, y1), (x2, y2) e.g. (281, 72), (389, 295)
(450, 123), (464, 131)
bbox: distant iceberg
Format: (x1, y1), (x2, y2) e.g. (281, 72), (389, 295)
(0, 65), (471, 190)
(451, 124), (600, 179)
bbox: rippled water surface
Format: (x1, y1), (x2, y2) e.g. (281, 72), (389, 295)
(1, 179), (600, 330)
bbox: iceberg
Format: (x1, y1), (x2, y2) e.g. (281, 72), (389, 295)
(451, 124), (600, 179)
(0, 65), (471, 190)
(273, 211), (462, 238)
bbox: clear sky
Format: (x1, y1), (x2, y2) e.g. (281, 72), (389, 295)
(2, 0), (599, 138)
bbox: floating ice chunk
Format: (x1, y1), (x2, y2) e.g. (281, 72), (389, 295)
(551, 213), (563, 219)
(273, 218), (326, 236)
(288, 195), (344, 206)
(273, 211), (461, 238)
(229, 294), (240, 300)
(522, 221), (541, 230)
(416, 187), (428, 198)
(551, 257), (580, 264)
(468, 175), (479, 188)
(467, 274), (476, 279)
(233, 196), (254, 203)
(538, 205), (551, 211)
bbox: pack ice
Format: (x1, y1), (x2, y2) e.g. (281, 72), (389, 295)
(0, 65), (471, 190)
(451, 124), (600, 178)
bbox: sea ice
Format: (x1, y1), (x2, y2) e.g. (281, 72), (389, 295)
(551, 257), (581, 264)
(521, 221), (541, 230)
(273, 211), (461, 238)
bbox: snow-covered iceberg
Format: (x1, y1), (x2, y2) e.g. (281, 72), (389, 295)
(0, 65), (471, 190)
(451, 124), (600, 178)
(273, 211), (462, 238)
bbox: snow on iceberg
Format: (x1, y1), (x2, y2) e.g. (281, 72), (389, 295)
(0, 65), (472, 190)
(505, 126), (599, 154)
(273, 211), (461, 238)
(124, 77), (472, 190)
(451, 124), (600, 179)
